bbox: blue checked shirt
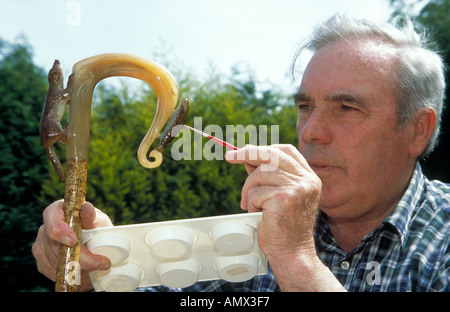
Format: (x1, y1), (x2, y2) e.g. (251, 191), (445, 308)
(137, 163), (449, 292)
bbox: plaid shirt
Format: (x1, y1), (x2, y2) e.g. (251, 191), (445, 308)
(138, 163), (449, 292)
(315, 163), (449, 291)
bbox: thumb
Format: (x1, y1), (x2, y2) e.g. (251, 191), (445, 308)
(81, 202), (113, 230)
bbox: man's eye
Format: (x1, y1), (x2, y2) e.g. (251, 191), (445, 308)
(341, 104), (358, 111)
(297, 104), (311, 111)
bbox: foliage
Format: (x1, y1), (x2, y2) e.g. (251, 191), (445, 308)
(0, 38), (54, 291)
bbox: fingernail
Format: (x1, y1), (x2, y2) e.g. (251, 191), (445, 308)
(224, 151), (234, 160)
(98, 262), (111, 271)
(60, 235), (75, 246)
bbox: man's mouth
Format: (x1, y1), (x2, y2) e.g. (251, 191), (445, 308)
(308, 161), (334, 173)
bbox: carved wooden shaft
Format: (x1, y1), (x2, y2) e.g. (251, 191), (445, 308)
(55, 158), (87, 292)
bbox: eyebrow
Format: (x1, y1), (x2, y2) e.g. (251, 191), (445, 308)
(326, 92), (365, 105)
(294, 90), (367, 108)
(293, 91), (311, 103)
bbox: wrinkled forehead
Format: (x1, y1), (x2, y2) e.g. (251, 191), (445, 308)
(298, 37), (400, 105)
(316, 37), (397, 70)
(301, 37), (399, 87)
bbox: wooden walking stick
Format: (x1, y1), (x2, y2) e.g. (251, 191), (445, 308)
(40, 53), (184, 291)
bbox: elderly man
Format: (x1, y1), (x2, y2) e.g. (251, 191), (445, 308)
(33, 14), (449, 292)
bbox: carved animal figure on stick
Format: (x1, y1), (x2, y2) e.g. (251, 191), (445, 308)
(39, 60), (73, 180)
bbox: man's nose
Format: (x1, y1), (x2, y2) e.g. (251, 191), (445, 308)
(298, 108), (332, 145)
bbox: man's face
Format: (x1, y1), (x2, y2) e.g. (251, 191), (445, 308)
(296, 38), (417, 221)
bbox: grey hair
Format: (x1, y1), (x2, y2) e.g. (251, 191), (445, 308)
(291, 14), (446, 158)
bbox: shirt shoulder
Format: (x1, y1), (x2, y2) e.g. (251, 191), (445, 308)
(406, 176), (450, 291)
(424, 178), (450, 212)
(414, 177), (450, 233)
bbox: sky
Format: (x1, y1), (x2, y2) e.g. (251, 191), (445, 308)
(0, 0), (395, 93)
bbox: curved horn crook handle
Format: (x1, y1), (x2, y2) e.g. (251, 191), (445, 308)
(68, 53), (179, 168)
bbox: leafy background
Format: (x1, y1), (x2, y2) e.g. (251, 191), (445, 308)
(1, 0), (449, 291)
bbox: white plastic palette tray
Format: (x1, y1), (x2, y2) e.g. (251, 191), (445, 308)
(81, 212), (267, 292)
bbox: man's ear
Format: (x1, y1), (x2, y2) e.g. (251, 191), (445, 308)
(409, 108), (437, 157)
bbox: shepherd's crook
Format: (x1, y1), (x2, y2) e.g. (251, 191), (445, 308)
(40, 53), (185, 292)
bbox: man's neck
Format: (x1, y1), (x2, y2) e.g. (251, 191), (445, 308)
(326, 203), (396, 253)
(325, 163), (416, 253)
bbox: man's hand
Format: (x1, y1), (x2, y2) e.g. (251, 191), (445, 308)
(225, 144), (345, 291)
(32, 200), (113, 292)
(225, 145), (320, 258)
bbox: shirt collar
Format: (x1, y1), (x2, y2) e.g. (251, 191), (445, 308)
(382, 162), (425, 246)
(314, 162), (425, 249)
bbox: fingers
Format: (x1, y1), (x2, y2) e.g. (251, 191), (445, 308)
(245, 185), (279, 212)
(229, 146), (321, 260)
(32, 225), (59, 281)
(79, 202), (113, 270)
(225, 144), (311, 172)
(239, 166), (284, 210)
(81, 202), (114, 229)
(79, 244), (111, 272)
(33, 200), (112, 289)
(42, 201), (113, 245)
(42, 199), (77, 247)
(225, 144), (313, 211)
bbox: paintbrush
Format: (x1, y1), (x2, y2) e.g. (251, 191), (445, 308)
(183, 125), (238, 150)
